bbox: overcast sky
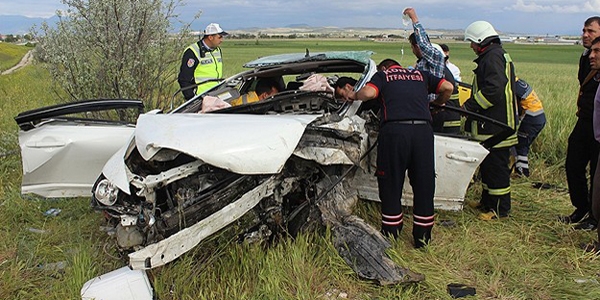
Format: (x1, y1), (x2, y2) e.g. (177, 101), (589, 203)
(1, 0), (600, 35)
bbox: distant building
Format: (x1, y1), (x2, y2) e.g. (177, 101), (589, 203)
(500, 36), (515, 43)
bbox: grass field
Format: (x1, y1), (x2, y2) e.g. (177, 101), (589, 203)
(1, 40), (599, 299)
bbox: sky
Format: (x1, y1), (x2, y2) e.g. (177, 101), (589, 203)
(2, 0), (600, 35)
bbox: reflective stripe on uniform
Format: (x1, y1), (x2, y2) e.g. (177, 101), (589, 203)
(469, 120), (518, 148)
(413, 214), (434, 227)
(503, 53), (517, 131)
(443, 120), (462, 127)
(483, 183), (511, 196)
(382, 212), (404, 226)
(473, 90), (493, 109)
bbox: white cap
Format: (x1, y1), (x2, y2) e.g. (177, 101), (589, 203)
(204, 23), (228, 36)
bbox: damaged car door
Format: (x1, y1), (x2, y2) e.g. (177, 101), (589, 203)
(15, 99), (143, 198)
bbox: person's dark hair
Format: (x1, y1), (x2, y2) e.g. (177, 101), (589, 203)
(585, 16), (600, 27)
(408, 33), (417, 45)
(440, 44), (449, 52)
(377, 59), (400, 71)
(408, 32), (431, 46)
(592, 36), (600, 46)
(255, 78), (279, 95)
(333, 76), (357, 89)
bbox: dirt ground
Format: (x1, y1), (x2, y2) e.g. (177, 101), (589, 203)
(1, 50), (33, 75)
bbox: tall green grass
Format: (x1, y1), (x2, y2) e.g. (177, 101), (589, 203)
(1, 40), (599, 299)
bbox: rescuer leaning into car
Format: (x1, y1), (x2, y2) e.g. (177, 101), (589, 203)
(345, 58), (453, 248)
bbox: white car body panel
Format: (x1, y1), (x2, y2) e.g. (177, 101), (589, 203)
(355, 135), (489, 211)
(18, 123), (135, 197)
(134, 113), (319, 174)
(80, 266), (153, 300)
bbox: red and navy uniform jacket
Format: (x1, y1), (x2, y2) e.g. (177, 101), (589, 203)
(367, 64), (447, 126)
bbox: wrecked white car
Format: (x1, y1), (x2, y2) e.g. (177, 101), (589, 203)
(16, 51), (506, 286)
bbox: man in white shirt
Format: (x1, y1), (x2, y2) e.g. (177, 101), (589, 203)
(440, 44), (462, 82)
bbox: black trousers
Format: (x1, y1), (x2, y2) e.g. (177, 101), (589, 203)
(591, 153), (600, 241)
(376, 123), (435, 247)
(479, 147), (511, 216)
(566, 118), (600, 215)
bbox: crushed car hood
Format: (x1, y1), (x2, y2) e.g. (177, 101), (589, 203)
(135, 113), (319, 174)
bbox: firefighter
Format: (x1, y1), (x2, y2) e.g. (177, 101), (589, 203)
(178, 23), (228, 100)
(463, 21), (519, 220)
(346, 58), (453, 248)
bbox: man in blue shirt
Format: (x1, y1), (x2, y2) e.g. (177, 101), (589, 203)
(404, 8), (461, 134)
(403, 7), (445, 79)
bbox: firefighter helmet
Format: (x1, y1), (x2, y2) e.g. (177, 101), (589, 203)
(464, 21), (498, 44)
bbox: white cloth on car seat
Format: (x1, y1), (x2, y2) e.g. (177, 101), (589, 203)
(201, 96), (231, 113)
(299, 74), (334, 93)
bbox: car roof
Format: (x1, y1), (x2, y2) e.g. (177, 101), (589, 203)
(243, 50), (374, 68)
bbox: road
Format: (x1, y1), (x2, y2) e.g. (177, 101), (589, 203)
(1, 50), (33, 75)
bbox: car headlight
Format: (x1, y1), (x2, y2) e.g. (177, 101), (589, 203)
(94, 179), (119, 206)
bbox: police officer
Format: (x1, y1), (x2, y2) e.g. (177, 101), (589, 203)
(463, 21), (519, 220)
(178, 23), (228, 100)
(347, 58), (453, 248)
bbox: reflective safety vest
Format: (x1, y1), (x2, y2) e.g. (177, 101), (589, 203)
(230, 91), (259, 106)
(515, 78), (544, 117)
(187, 42), (223, 95)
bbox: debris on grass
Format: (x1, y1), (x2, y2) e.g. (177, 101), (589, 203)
(27, 227), (47, 234)
(43, 208), (61, 217)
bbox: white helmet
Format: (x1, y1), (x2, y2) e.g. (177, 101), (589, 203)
(431, 43), (446, 57)
(464, 21), (498, 44)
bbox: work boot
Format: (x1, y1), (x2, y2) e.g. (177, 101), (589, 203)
(466, 201), (486, 212)
(573, 216), (597, 230)
(381, 224), (402, 240)
(413, 228), (432, 249)
(558, 208), (588, 224)
(581, 241), (600, 254)
(478, 211), (509, 221)
(515, 166), (530, 177)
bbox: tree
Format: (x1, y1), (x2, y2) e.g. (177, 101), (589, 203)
(4, 34), (17, 43)
(34, 0), (200, 110)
